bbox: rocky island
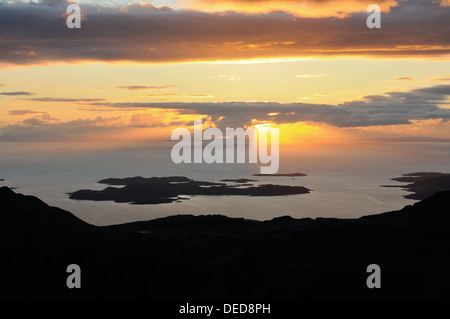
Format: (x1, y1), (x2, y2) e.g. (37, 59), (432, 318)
(69, 176), (311, 205)
(382, 172), (450, 200)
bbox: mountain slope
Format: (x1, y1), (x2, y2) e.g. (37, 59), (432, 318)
(1, 186), (450, 299)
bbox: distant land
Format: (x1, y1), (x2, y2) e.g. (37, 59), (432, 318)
(382, 172), (450, 200)
(1, 181), (450, 298)
(220, 179), (258, 183)
(69, 176), (310, 205)
(253, 173), (307, 177)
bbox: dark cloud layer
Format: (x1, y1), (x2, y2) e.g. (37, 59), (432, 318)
(89, 84), (450, 128)
(0, 91), (35, 96)
(0, 0), (449, 65)
(7, 109), (47, 116)
(27, 97), (107, 102)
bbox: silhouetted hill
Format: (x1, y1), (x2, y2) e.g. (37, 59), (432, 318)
(0, 186), (90, 232)
(1, 186), (450, 298)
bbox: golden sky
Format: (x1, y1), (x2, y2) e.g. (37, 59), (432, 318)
(1, 0), (450, 149)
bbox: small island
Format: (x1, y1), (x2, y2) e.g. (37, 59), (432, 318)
(253, 173), (307, 177)
(69, 176), (311, 205)
(220, 179), (258, 183)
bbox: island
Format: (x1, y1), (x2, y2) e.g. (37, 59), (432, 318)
(382, 172), (450, 200)
(69, 176), (311, 205)
(220, 179), (258, 183)
(253, 173), (307, 177)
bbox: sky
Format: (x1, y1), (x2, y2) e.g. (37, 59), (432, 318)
(1, 0), (450, 154)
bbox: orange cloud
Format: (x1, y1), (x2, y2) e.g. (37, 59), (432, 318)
(1, 1), (450, 66)
(429, 75), (450, 81)
(395, 77), (416, 82)
(117, 85), (176, 90)
(183, 0), (399, 17)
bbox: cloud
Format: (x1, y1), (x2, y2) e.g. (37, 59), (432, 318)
(361, 95), (389, 102)
(183, 0), (400, 17)
(25, 97), (107, 103)
(77, 106), (149, 112)
(7, 110), (47, 116)
(395, 77), (416, 81)
(2, 83), (450, 141)
(0, 114), (130, 141)
(429, 75), (450, 81)
(39, 0), (69, 7)
(0, 0), (449, 66)
(21, 114), (60, 126)
(412, 84), (450, 95)
(88, 84), (450, 128)
(145, 93), (213, 98)
(117, 85), (176, 90)
(0, 109), (181, 141)
(0, 91), (35, 96)
(129, 113), (191, 128)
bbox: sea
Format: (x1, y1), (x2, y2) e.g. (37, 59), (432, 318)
(1, 141), (449, 226)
